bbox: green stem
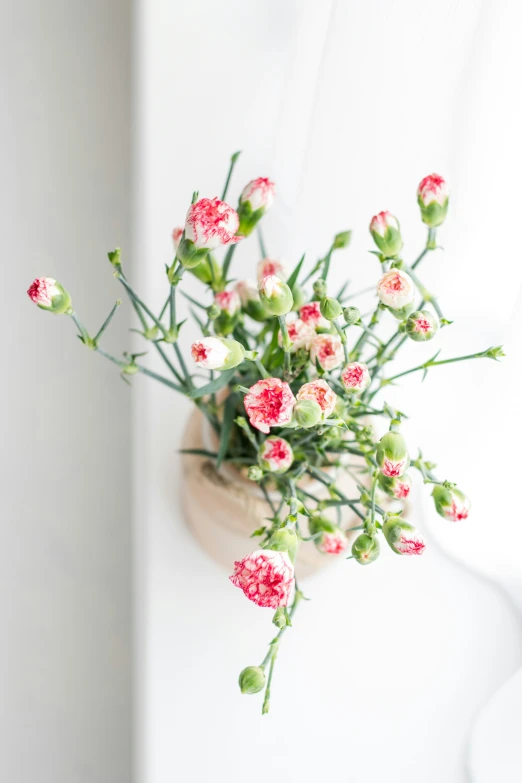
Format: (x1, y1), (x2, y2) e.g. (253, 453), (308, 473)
(382, 348), (499, 386)
(222, 244), (237, 281)
(94, 300), (121, 343)
(221, 150), (241, 201)
(260, 588), (303, 715)
(117, 275), (167, 336)
(333, 320), (349, 363)
(69, 312), (91, 343)
(254, 357), (271, 379)
(257, 225), (268, 258)
(278, 316), (292, 379)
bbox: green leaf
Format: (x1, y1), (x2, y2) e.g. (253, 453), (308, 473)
(180, 290), (208, 310)
(188, 368), (236, 399)
(217, 393), (238, 468)
(286, 253), (306, 290)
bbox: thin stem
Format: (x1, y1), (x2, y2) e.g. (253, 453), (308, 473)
(117, 275), (166, 336)
(222, 244), (237, 281)
(254, 357), (271, 379)
(94, 300), (121, 343)
(382, 349), (499, 385)
(221, 151), (241, 201)
(260, 589), (303, 715)
(278, 316), (292, 380)
(404, 264), (443, 320)
(333, 320), (349, 363)
(69, 312), (91, 343)
(257, 225), (268, 258)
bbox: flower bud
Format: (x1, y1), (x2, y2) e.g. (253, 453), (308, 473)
(432, 484), (470, 522)
(378, 472), (412, 500)
(309, 516), (348, 555)
(310, 334), (344, 371)
(268, 528), (298, 564)
(382, 516), (426, 555)
(333, 230), (352, 249)
(313, 279), (328, 298)
(341, 362), (371, 393)
(417, 173), (449, 227)
(370, 211), (403, 257)
(190, 336), (244, 371)
(351, 533), (380, 565)
(300, 301), (330, 330)
(402, 309), (439, 342)
(343, 306), (360, 325)
(213, 289), (241, 335)
(258, 437), (294, 474)
(377, 269), (416, 309)
(376, 431), (410, 477)
(238, 666), (266, 694)
(206, 303), (221, 320)
(27, 278), (72, 314)
(259, 275), (294, 316)
(247, 465), (263, 482)
(320, 296), (343, 322)
(272, 607), (289, 629)
(293, 399), (322, 429)
(238, 177), (276, 236)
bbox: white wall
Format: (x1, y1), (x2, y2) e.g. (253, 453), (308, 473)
(1, 3), (133, 782)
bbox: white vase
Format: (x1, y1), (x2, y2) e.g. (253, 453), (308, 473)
(181, 408), (363, 577)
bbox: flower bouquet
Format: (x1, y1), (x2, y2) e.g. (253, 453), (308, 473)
(27, 154), (503, 714)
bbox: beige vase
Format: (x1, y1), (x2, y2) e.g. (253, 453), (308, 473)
(181, 408), (363, 578)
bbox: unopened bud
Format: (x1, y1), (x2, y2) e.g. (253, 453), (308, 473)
(238, 666), (266, 694)
(320, 296), (343, 322)
(402, 309), (439, 342)
(258, 437), (294, 474)
(376, 431), (410, 477)
(432, 484), (470, 522)
(293, 399), (322, 429)
(370, 211), (403, 258)
(351, 533), (380, 565)
(378, 472), (412, 500)
(27, 278), (72, 315)
(417, 174), (449, 227)
(190, 336), (244, 371)
(206, 303), (221, 320)
(382, 516), (426, 555)
(272, 607), (290, 629)
(313, 279), (328, 298)
(259, 275), (294, 316)
(237, 177), (275, 236)
(309, 516), (348, 554)
(247, 465), (263, 482)
(343, 306), (360, 325)
(333, 230), (352, 249)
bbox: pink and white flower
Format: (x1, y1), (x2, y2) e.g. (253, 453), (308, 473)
(230, 549), (294, 608)
(377, 268), (415, 309)
(383, 518), (426, 556)
(392, 475), (412, 499)
(27, 277), (60, 308)
(381, 458), (408, 478)
(190, 336), (232, 370)
(184, 197), (242, 250)
(417, 173), (449, 207)
(258, 437), (294, 473)
(279, 313), (315, 352)
(240, 177), (276, 212)
(318, 530), (348, 555)
(370, 211), (399, 237)
(341, 362), (371, 393)
(297, 379), (337, 418)
(257, 258), (288, 283)
(299, 301), (329, 330)
(214, 289), (241, 316)
(310, 334), (344, 371)
(172, 227), (183, 249)
(244, 378), (296, 434)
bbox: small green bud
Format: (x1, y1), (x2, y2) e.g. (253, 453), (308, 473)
(107, 248), (122, 267)
(272, 607), (290, 629)
(177, 237), (210, 269)
(320, 296), (343, 322)
(206, 303), (221, 320)
(259, 276), (294, 316)
(351, 533), (380, 565)
(247, 465), (264, 482)
(333, 230), (352, 249)
(293, 399), (322, 429)
(238, 666), (266, 694)
(343, 306), (360, 325)
(268, 528), (298, 563)
(313, 279), (328, 298)
(402, 309), (439, 342)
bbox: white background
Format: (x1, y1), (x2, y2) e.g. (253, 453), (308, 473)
(135, 1), (522, 782)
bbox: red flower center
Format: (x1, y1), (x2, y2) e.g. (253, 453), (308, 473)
(264, 440), (288, 463)
(344, 365), (364, 386)
(301, 302), (320, 323)
(191, 342), (209, 362)
(386, 274), (405, 292)
(414, 317), (431, 332)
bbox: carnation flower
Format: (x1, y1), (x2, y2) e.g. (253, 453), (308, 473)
(240, 177), (276, 212)
(184, 197), (242, 250)
(318, 530), (348, 555)
(300, 301), (329, 329)
(279, 313), (315, 352)
(230, 549), (294, 608)
(417, 174), (449, 227)
(378, 473), (413, 500)
(214, 289), (241, 316)
(172, 227), (183, 249)
(341, 362), (371, 393)
(297, 379), (337, 418)
(244, 378), (296, 434)
(403, 309), (439, 342)
(259, 275), (293, 316)
(377, 269), (416, 309)
(382, 517), (426, 556)
(369, 211), (403, 257)
(310, 334), (344, 371)
(258, 437), (294, 473)
(257, 258), (288, 283)
(376, 431), (410, 478)
(190, 336), (244, 371)
(27, 277), (72, 314)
